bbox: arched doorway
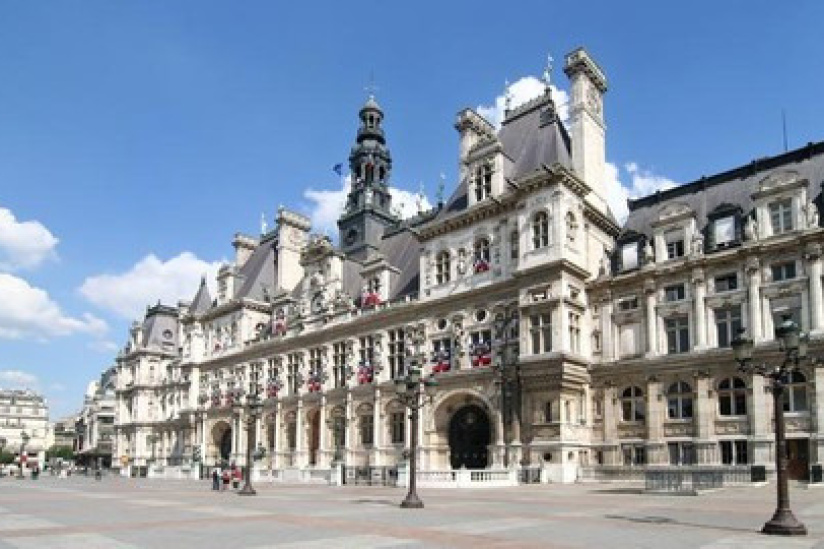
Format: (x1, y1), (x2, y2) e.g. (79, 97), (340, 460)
(448, 405), (491, 469)
(211, 422), (232, 465)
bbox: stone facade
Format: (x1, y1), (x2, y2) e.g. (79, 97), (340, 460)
(107, 47), (824, 483)
(0, 389), (48, 470)
(75, 370), (116, 467)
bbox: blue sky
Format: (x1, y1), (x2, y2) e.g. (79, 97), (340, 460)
(1, 1), (823, 419)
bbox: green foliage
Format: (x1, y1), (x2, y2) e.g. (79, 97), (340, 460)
(46, 446), (74, 461)
(0, 451), (14, 465)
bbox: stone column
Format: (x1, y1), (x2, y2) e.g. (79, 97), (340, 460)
(600, 293), (614, 361)
(318, 395), (328, 466)
(746, 258), (763, 342)
(372, 388), (382, 466)
(602, 385), (619, 465)
(749, 375), (773, 468)
(806, 244), (824, 333)
(813, 367), (824, 466)
(692, 374), (716, 464)
(692, 268), (707, 350)
(345, 391), (353, 465)
(644, 279), (658, 357)
(272, 403), (281, 470)
(295, 399), (305, 468)
(645, 377), (666, 465)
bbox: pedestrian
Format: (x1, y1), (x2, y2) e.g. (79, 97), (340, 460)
(211, 468), (220, 491)
(232, 467), (241, 490)
(221, 469), (230, 491)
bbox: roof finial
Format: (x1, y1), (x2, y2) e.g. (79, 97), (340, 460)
(437, 173), (446, 206)
(365, 71), (379, 99)
(260, 213), (268, 235)
(503, 79), (513, 113)
(416, 181), (425, 214)
(542, 52), (554, 90)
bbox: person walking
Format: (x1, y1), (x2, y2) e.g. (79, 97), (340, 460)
(211, 468), (220, 491)
(221, 469), (230, 491)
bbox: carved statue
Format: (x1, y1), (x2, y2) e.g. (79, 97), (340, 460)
(642, 240), (654, 263)
(598, 253), (610, 277)
(691, 233), (704, 256)
(805, 199), (819, 228)
(744, 216), (759, 241)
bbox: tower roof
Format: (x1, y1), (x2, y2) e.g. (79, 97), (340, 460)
(189, 276), (212, 315)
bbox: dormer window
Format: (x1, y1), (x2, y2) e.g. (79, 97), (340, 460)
(435, 251), (451, 284)
(473, 162), (493, 202)
(621, 243), (638, 271)
(532, 212), (549, 249)
(665, 230), (685, 259)
(714, 216), (735, 247)
(769, 199), (794, 234)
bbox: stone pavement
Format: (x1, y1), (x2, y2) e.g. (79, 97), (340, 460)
(0, 475), (822, 548)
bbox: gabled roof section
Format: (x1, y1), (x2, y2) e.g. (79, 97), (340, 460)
(623, 141), (824, 237)
(234, 237), (278, 302)
(141, 304), (178, 352)
(189, 277), (212, 315)
(498, 91), (572, 180)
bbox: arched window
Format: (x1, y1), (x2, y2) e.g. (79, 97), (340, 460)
(566, 212), (578, 244)
(620, 386), (645, 422)
(667, 381), (693, 419)
(473, 237), (491, 273)
(784, 371), (808, 412)
(510, 230), (519, 260)
(532, 212), (549, 249)
(474, 162), (493, 202)
(718, 376), (747, 416)
(435, 251), (451, 285)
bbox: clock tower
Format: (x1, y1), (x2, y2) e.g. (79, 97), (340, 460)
(337, 95), (399, 260)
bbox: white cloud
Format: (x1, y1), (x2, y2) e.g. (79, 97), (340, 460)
(477, 76), (570, 129)
(0, 273), (107, 340)
(0, 207), (59, 271)
(79, 252), (222, 320)
(602, 161), (678, 223)
(303, 177), (432, 236)
(0, 369), (39, 389)
(88, 340), (120, 353)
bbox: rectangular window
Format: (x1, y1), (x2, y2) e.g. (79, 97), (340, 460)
(668, 442), (696, 466)
(568, 312), (581, 353)
(665, 316), (690, 354)
(390, 411), (405, 444)
(770, 199), (793, 234)
(360, 415), (374, 446)
(664, 284), (686, 302)
(287, 354), (301, 395)
(714, 273), (738, 292)
(622, 444), (646, 466)
(529, 312), (552, 354)
(714, 216), (735, 246)
(665, 230), (685, 259)
(621, 244), (638, 270)
(388, 329), (406, 380)
(771, 261), (796, 282)
(618, 296), (639, 311)
(359, 335), (375, 367)
(720, 440), (749, 465)
(332, 342), (347, 388)
(287, 422), (297, 450)
(715, 307), (742, 348)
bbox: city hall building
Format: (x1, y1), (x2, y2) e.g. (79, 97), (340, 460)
(111, 48), (824, 483)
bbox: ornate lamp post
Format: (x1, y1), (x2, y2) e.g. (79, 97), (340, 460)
(326, 416), (346, 463)
(394, 367), (438, 509)
(18, 431), (30, 479)
(731, 316), (808, 536)
(492, 309), (521, 467)
(239, 388), (263, 496)
(146, 433), (159, 471)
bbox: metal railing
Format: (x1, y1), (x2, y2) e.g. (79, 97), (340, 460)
(343, 465), (398, 486)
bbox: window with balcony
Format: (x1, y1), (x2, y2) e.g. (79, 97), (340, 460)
(665, 230), (685, 259)
(713, 215), (736, 247)
(390, 411), (405, 444)
(784, 371), (808, 412)
(718, 377), (747, 416)
(473, 237), (491, 273)
(621, 243), (638, 271)
(332, 342), (347, 388)
(387, 329), (406, 380)
(473, 162), (493, 202)
(668, 442), (696, 465)
(720, 440), (748, 465)
(665, 317), (690, 354)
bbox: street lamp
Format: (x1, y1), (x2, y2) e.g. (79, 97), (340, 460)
(326, 416), (346, 464)
(394, 367), (438, 509)
(731, 316), (808, 536)
(239, 387), (263, 496)
(493, 310), (521, 467)
(146, 434), (159, 470)
(18, 431), (30, 479)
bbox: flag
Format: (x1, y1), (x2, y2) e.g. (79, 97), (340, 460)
(471, 341), (492, 367)
(432, 349), (451, 373)
(333, 163), (343, 176)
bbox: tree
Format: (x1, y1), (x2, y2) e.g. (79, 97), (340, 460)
(0, 451), (14, 465)
(46, 446), (74, 461)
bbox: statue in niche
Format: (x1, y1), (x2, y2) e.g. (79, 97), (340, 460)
(642, 240), (654, 263)
(744, 216), (759, 241)
(691, 233), (704, 256)
(598, 253), (610, 277)
(805, 198), (819, 228)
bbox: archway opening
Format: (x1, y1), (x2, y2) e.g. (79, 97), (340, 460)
(448, 405), (491, 469)
(211, 422), (232, 466)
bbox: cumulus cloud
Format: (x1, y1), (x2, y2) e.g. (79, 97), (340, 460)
(303, 177), (432, 236)
(602, 161), (678, 223)
(477, 76), (570, 129)
(0, 273), (107, 339)
(79, 252), (222, 320)
(88, 340), (120, 354)
(0, 369), (39, 389)
(0, 207), (59, 271)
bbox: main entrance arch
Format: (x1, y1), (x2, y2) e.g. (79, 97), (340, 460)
(448, 405), (491, 469)
(211, 421), (232, 465)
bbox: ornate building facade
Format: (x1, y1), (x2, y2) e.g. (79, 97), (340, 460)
(111, 47), (824, 483)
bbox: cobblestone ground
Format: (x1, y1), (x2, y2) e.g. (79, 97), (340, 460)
(0, 475), (822, 548)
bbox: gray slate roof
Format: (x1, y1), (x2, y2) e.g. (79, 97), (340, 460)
(188, 277), (212, 315)
(623, 142), (824, 238)
(234, 238), (278, 301)
(141, 304), (179, 352)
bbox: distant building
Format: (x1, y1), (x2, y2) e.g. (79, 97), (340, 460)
(75, 368), (116, 468)
(108, 47), (824, 484)
(49, 416), (78, 449)
(0, 389), (48, 470)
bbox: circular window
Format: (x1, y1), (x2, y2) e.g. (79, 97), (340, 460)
(162, 330), (173, 340)
(475, 309), (488, 322)
(436, 318), (448, 330)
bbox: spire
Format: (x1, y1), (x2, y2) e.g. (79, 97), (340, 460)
(189, 276), (212, 315)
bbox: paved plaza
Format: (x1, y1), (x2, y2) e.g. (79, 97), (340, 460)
(0, 476), (822, 548)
